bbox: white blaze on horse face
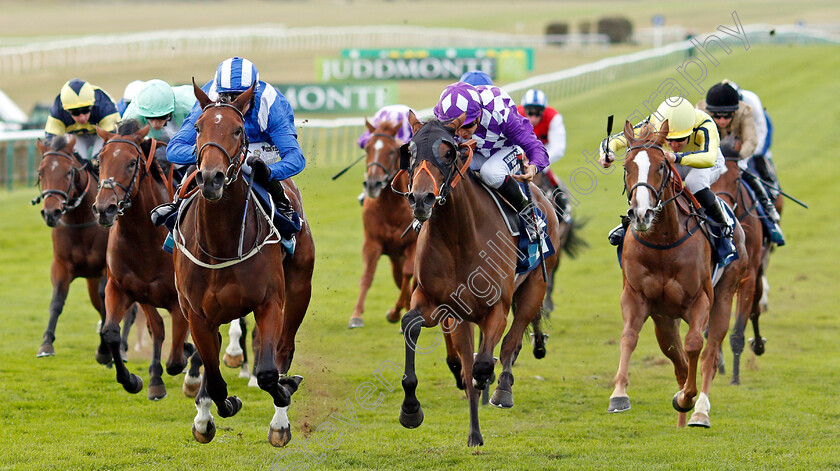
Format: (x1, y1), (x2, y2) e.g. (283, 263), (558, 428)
(373, 139), (384, 161)
(49, 160), (59, 172)
(633, 151), (653, 214)
(214, 113), (223, 124)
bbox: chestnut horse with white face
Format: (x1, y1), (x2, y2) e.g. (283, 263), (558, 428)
(608, 120), (745, 428)
(174, 82), (315, 446)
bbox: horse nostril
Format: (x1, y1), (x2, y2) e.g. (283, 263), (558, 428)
(195, 172), (204, 185)
(423, 193), (436, 208)
(407, 194), (416, 207)
(212, 171), (225, 187)
(91, 204), (99, 217)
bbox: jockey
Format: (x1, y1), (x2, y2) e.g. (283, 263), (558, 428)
(697, 82), (781, 224)
(459, 70), (494, 86)
(433, 81), (549, 237)
(122, 79), (197, 143)
(44, 79), (120, 160)
(725, 80), (783, 217)
(168, 57), (305, 223)
(516, 88), (571, 222)
(116, 80), (145, 117)
(600, 97), (734, 252)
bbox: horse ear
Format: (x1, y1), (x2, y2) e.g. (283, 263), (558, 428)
(65, 134), (76, 152)
(135, 124), (150, 142)
(623, 120), (635, 143)
(36, 139), (47, 154)
(192, 78), (212, 109)
(233, 81), (256, 115)
(96, 126), (114, 142)
(364, 118), (375, 133)
(408, 110), (423, 133)
(656, 120), (669, 146)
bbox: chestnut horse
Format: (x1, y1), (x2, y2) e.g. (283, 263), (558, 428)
(33, 136), (136, 363)
(92, 122), (194, 400)
(607, 121), (745, 428)
(397, 112), (561, 446)
(174, 82), (314, 446)
(348, 119), (417, 328)
(712, 155), (772, 384)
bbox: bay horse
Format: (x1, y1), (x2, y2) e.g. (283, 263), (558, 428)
(174, 82), (314, 446)
(92, 122), (194, 401)
(33, 135), (135, 364)
(711, 148), (772, 385)
(348, 119), (417, 328)
(607, 120), (746, 428)
(397, 111), (561, 446)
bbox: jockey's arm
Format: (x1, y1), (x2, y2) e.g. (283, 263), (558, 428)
(166, 102), (202, 166)
(737, 102), (758, 159)
(674, 113), (720, 168)
(502, 109), (549, 173)
(265, 99), (305, 181)
(544, 113), (566, 164)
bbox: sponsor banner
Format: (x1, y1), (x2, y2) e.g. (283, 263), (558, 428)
(341, 47), (534, 71)
(318, 57), (498, 82)
(273, 83), (396, 114)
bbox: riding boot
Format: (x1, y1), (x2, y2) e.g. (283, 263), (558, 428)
(743, 171), (781, 223)
(695, 187), (733, 238)
(497, 176), (537, 240)
(266, 179), (295, 222)
(608, 215), (630, 246)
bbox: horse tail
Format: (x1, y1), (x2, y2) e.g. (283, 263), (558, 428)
(561, 215), (589, 259)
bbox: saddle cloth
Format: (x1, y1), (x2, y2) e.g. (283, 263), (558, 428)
(471, 173), (555, 275)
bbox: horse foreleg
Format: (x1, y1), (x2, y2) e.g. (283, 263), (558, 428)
(102, 279), (143, 394)
(350, 240), (382, 328)
(38, 262), (72, 357)
(673, 296), (711, 419)
(224, 317), (245, 368)
(387, 252), (412, 324)
(120, 303), (138, 362)
(473, 304), (506, 391)
(399, 307), (430, 430)
(142, 304), (167, 401)
(690, 283), (734, 428)
(652, 315), (689, 391)
(238, 318), (251, 378)
(165, 304), (192, 376)
(452, 322), (482, 447)
(609, 291), (648, 413)
(442, 324), (464, 390)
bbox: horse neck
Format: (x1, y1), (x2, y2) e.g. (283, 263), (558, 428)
(192, 178), (256, 253)
(115, 170), (168, 238)
(62, 167), (97, 225)
(424, 182), (481, 255)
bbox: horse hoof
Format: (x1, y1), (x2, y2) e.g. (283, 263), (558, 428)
(688, 412), (711, 428)
(749, 337), (767, 356)
(467, 431), (484, 447)
(399, 407), (424, 429)
(94, 348), (113, 365)
(219, 396), (242, 418)
(238, 366), (251, 379)
(672, 392), (693, 413)
(37, 344), (56, 357)
(192, 421), (216, 444)
(533, 344), (546, 359)
(348, 318), (364, 329)
(248, 375), (259, 388)
(490, 389), (513, 408)
(730, 377), (740, 386)
(183, 375), (201, 398)
(268, 426), (292, 447)
(123, 374), (144, 394)
(223, 353), (244, 369)
(147, 382), (167, 401)
(608, 396), (631, 413)
(471, 378), (488, 391)
(385, 309), (400, 324)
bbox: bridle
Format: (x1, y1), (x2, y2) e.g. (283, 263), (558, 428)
(195, 102), (249, 186)
(365, 132), (399, 190)
(97, 138), (155, 216)
(32, 150), (94, 216)
(391, 122), (474, 206)
(624, 144), (682, 213)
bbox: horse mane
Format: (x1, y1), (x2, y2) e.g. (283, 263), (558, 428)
(375, 119), (402, 136)
(47, 135), (69, 152)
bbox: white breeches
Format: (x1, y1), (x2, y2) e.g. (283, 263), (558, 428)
(470, 146), (524, 189)
(73, 134), (104, 160)
(676, 149), (726, 194)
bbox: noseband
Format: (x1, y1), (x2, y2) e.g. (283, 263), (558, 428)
(196, 102), (249, 186)
(32, 150), (93, 214)
(97, 138), (151, 216)
(624, 144), (680, 212)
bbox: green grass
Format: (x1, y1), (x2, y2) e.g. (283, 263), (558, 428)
(1, 43), (839, 470)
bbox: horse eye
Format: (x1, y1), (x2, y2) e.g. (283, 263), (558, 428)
(128, 160), (137, 168)
(194, 125), (200, 134)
